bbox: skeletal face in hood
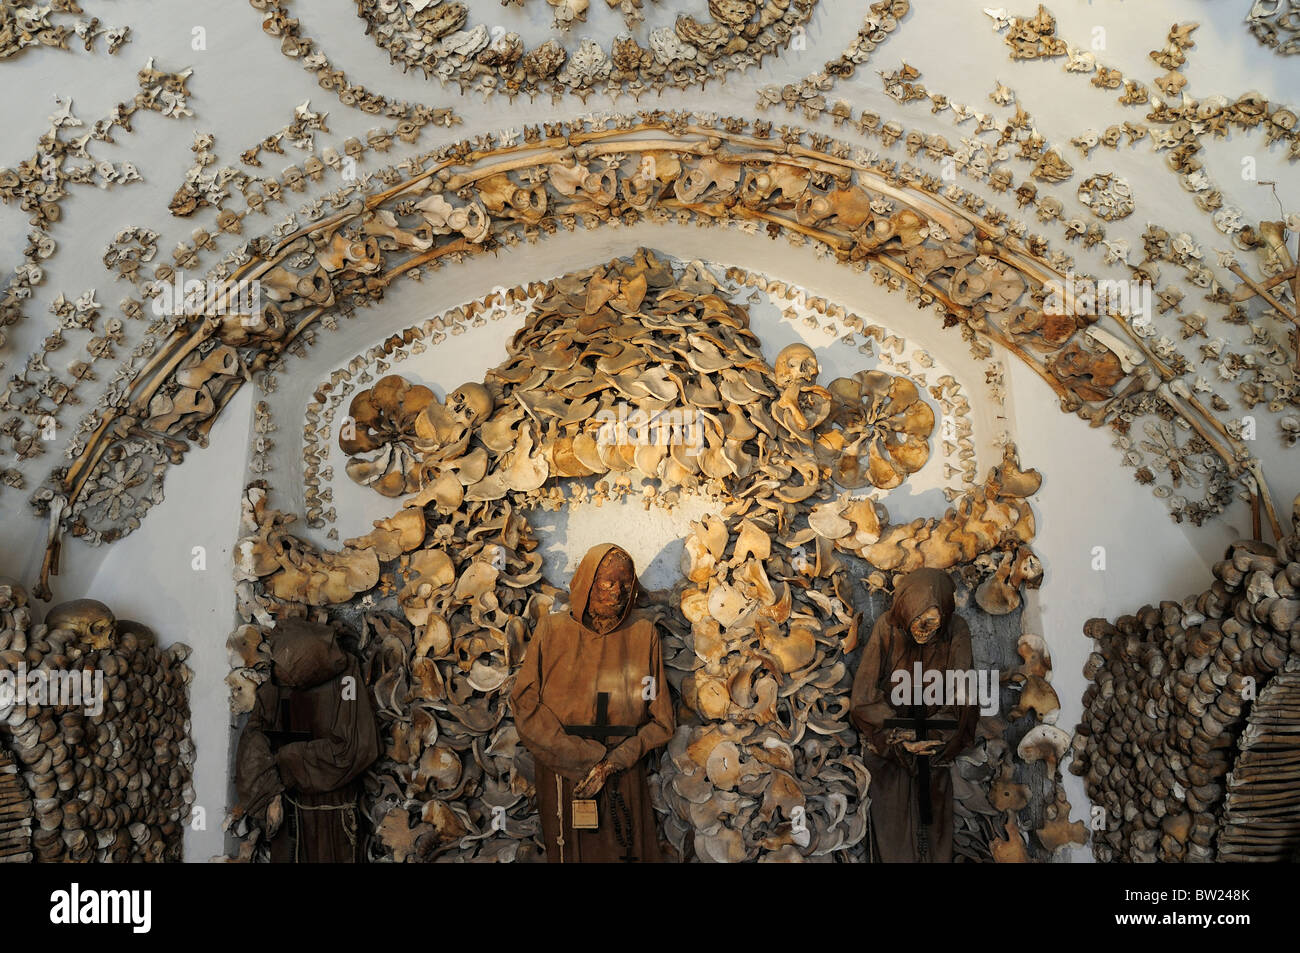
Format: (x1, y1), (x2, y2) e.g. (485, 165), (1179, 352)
(586, 550), (634, 632)
(909, 607), (942, 645)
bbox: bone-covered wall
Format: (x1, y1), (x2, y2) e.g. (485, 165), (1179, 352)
(0, 1), (1297, 862)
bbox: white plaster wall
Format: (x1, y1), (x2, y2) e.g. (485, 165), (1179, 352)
(79, 387), (251, 861)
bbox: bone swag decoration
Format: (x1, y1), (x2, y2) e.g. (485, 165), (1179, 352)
(0, 585), (195, 862)
(226, 251), (1052, 861)
(352, 0), (818, 102)
(334, 257), (939, 503)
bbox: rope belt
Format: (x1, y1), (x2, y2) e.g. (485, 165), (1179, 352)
(555, 774), (566, 864)
(284, 793), (358, 863)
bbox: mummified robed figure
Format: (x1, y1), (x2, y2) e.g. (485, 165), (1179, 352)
(851, 568), (980, 862)
(510, 544), (675, 862)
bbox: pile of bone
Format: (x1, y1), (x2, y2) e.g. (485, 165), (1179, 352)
(230, 498), (553, 862)
(951, 633), (1088, 863)
(666, 509), (868, 860)
(337, 250), (939, 510)
(0, 745), (30, 862)
(0, 585), (30, 863)
(363, 505), (553, 862)
(653, 722), (869, 862)
(0, 587), (194, 862)
(1072, 534), (1300, 862)
(1218, 669), (1300, 861)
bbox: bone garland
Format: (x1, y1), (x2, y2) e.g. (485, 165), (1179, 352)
(1072, 530), (1300, 862)
(0, 1), (130, 60)
(33, 117), (1265, 583)
(987, 11), (1299, 210)
(252, 0), (459, 125)
(876, 63), (1075, 187)
(1146, 222), (1300, 411)
(171, 112), (443, 239)
(354, 0), (818, 102)
(756, 1), (908, 121)
(982, 12), (1300, 469)
(0, 584), (195, 861)
(169, 103), (333, 221)
(1247, 0), (1300, 56)
(761, 66), (1105, 277)
(0, 66), (192, 502)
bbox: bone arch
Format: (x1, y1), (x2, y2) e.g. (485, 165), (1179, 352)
(37, 115), (1254, 597)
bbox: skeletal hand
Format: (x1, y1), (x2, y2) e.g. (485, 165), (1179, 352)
(902, 739), (943, 756)
(267, 794), (284, 835)
(574, 760), (616, 798)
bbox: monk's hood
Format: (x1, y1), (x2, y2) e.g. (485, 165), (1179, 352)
(890, 568), (956, 633)
(269, 618), (349, 689)
(568, 543), (639, 630)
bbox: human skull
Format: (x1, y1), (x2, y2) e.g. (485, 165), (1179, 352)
(45, 599), (116, 650)
(774, 343), (820, 388)
(448, 381), (494, 425)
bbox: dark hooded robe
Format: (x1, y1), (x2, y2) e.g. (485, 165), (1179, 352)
(851, 568), (979, 862)
(510, 543), (675, 863)
(235, 619), (381, 862)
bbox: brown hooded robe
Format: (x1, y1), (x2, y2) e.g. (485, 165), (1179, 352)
(235, 619), (381, 862)
(851, 569), (979, 862)
(510, 543), (675, 863)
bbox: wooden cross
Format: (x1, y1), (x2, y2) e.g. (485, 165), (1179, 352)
(884, 709), (957, 827)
